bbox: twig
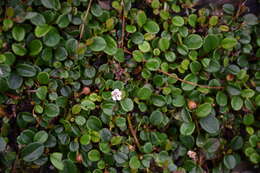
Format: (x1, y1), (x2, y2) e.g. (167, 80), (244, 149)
(79, 0), (93, 40)
(158, 70), (224, 90)
(119, 0), (125, 48)
(123, 48), (132, 54)
(26, 89), (37, 93)
(127, 114), (141, 149)
(234, 0), (247, 19)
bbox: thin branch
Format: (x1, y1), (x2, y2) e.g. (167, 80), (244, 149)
(123, 48), (132, 54)
(234, 0), (247, 19)
(119, 0), (125, 48)
(79, 0), (93, 40)
(127, 114), (141, 149)
(158, 70), (224, 90)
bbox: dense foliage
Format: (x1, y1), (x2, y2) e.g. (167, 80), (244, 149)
(0, 0), (260, 172)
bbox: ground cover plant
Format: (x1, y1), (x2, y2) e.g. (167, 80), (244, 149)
(0, 0), (260, 172)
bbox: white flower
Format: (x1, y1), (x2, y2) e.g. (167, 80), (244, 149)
(187, 150), (197, 160)
(111, 89), (122, 101)
(0, 69), (3, 76)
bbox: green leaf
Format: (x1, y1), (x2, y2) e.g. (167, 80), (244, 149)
(16, 64), (36, 77)
(165, 51), (176, 62)
(221, 37), (237, 49)
(104, 35), (117, 55)
(7, 73), (23, 89)
(87, 116), (102, 131)
(0, 64), (11, 78)
(75, 116), (86, 126)
(172, 95), (185, 107)
(184, 34), (203, 50)
(143, 20), (160, 34)
(35, 24), (51, 38)
(89, 37), (107, 52)
(113, 48), (125, 62)
(50, 152), (64, 170)
(21, 142), (44, 162)
(255, 94), (260, 106)
(138, 41), (151, 53)
(136, 10), (147, 27)
(150, 110), (163, 126)
(56, 14), (70, 28)
(88, 149), (100, 162)
(243, 13), (258, 25)
(61, 160), (78, 173)
(188, 14), (197, 27)
(80, 133), (91, 145)
(33, 130), (48, 143)
(37, 72), (49, 84)
(91, 3), (103, 17)
(199, 114), (220, 134)
(29, 40), (43, 56)
(243, 114), (254, 126)
(204, 138), (220, 153)
(0, 137), (7, 152)
(44, 103), (60, 117)
(36, 86), (48, 100)
(145, 58), (160, 71)
(196, 103), (212, 118)
(181, 74), (198, 91)
(152, 95), (166, 107)
(12, 26), (25, 41)
(30, 13), (46, 26)
(231, 96), (243, 111)
(216, 91), (228, 106)
(137, 87), (152, 100)
(180, 122), (195, 136)
(41, 0), (61, 10)
(203, 34), (220, 52)
(158, 38), (170, 51)
(129, 156), (141, 169)
(241, 89), (255, 98)
(120, 98), (134, 112)
(223, 155), (237, 169)
(43, 29), (60, 47)
(172, 16), (184, 27)
(12, 43), (27, 56)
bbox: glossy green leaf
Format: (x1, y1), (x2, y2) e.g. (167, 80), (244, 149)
(231, 96), (243, 111)
(36, 86), (48, 100)
(150, 110), (163, 126)
(184, 34), (203, 50)
(180, 122), (195, 136)
(12, 26), (25, 41)
(199, 115), (220, 134)
(44, 103), (60, 117)
(50, 152), (64, 170)
(172, 16), (184, 27)
(16, 64), (36, 77)
(21, 142), (44, 162)
(89, 37), (107, 52)
(222, 37), (237, 49)
(35, 24), (51, 38)
(196, 103), (212, 118)
(120, 98), (134, 112)
(143, 20), (160, 34)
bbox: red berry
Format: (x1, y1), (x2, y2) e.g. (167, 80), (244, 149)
(81, 87), (91, 95)
(76, 153), (83, 163)
(188, 100), (197, 110)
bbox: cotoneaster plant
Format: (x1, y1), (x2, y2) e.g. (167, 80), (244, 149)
(0, 0), (260, 173)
